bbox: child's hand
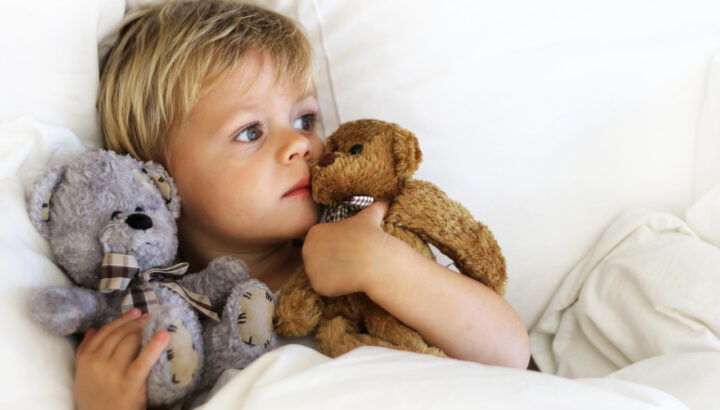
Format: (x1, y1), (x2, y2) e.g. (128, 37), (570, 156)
(302, 201), (397, 297)
(74, 308), (170, 410)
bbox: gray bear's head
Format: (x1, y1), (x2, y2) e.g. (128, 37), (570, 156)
(27, 150), (181, 289)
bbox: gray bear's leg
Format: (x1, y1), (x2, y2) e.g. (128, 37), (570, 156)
(200, 279), (277, 388)
(178, 255), (252, 308)
(143, 289), (204, 408)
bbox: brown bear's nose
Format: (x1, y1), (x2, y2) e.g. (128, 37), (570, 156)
(126, 213), (153, 230)
(318, 152), (336, 167)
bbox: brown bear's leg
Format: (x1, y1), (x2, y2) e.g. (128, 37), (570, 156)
(364, 302), (445, 357)
(274, 268), (325, 336)
(314, 315), (399, 358)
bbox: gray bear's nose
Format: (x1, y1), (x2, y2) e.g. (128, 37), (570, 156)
(125, 213), (153, 230)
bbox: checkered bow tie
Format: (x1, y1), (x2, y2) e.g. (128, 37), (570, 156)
(325, 196), (375, 223)
(99, 253), (220, 321)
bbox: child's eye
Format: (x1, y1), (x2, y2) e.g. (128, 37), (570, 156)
(293, 113), (316, 132)
(233, 123), (263, 142)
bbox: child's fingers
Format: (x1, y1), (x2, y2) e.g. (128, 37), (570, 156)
(76, 327), (97, 357)
(126, 329), (170, 385)
(85, 308), (142, 353)
(96, 315), (149, 359)
(110, 329), (143, 365)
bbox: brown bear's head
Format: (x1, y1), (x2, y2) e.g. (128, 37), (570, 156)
(311, 119), (422, 206)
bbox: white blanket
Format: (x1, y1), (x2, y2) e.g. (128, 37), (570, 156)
(196, 345), (686, 410)
(530, 209), (720, 409)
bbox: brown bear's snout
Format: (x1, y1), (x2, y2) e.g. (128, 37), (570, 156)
(318, 152), (336, 167)
(125, 213), (154, 230)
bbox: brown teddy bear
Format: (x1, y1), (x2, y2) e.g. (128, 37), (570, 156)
(274, 119), (506, 357)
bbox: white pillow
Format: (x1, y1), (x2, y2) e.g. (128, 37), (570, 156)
(0, 0), (125, 149)
(0, 116), (86, 410)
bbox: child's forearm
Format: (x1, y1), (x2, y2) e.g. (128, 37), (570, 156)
(365, 235), (530, 368)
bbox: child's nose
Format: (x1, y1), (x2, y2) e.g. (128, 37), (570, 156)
(278, 129), (312, 163)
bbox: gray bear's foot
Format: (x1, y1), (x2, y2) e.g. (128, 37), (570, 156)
(200, 280), (277, 388)
(143, 303), (203, 407)
(165, 320), (199, 386)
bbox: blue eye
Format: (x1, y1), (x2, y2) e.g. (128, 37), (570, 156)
(234, 123), (263, 142)
(293, 114), (316, 132)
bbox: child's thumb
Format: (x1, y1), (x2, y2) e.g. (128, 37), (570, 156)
(359, 201), (389, 225)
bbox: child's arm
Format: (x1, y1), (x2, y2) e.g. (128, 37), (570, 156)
(74, 309), (169, 410)
(302, 202), (530, 368)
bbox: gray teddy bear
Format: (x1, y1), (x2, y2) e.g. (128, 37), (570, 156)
(26, 150), (276, 407)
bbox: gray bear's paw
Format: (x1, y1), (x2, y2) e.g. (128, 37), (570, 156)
(144, 304), (203, 407)
(236, 287), (276, 350)
(29, 287), (89, 335)
(226, 280), (277, 354)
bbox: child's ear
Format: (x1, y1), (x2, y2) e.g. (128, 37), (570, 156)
(392, 126), (422, 179)
(140, 161), (181, 219)
(26, 164), (66, 239)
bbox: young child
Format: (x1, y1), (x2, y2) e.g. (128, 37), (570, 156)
(85, 1), (530, 408)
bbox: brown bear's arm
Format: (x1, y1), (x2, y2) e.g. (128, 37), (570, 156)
(274, 267), (325, 336)
(386, 179), (507, 294)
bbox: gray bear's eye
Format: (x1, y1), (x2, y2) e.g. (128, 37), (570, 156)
(135, 207), (144, 212)
(111, 211), (121, 220)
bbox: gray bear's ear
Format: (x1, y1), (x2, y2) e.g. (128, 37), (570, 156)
(26, 164), (66, 239)
(139, 161), (181, 219)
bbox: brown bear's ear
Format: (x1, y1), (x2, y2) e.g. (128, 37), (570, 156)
(139, 161), (181, 219)
(392, 126), (422, 179)
(26, 164), (66, 239)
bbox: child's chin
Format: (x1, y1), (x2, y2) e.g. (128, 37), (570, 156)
(286, 205), (321, 236)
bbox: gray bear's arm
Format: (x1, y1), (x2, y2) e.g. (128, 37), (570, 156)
(179, 256), (252, 308)
(30, 286), (107, 335)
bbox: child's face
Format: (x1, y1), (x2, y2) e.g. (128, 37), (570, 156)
(166, 50), (323, 249)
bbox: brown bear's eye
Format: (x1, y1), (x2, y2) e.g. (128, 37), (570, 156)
(332, 146), (339, 152)
(349, 144), (363, 155)
(111, 210), (121, 220)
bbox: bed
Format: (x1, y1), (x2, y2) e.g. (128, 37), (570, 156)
(1, 0), (719, 408)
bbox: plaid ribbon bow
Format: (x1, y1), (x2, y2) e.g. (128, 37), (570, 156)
(325, 195), (375, 223)
(99, 253), (220, 322)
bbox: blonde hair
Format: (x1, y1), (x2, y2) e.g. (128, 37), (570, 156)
(98, 0), (316, 164)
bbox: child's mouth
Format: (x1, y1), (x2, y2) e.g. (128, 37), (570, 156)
(282, 177), (311, 198)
